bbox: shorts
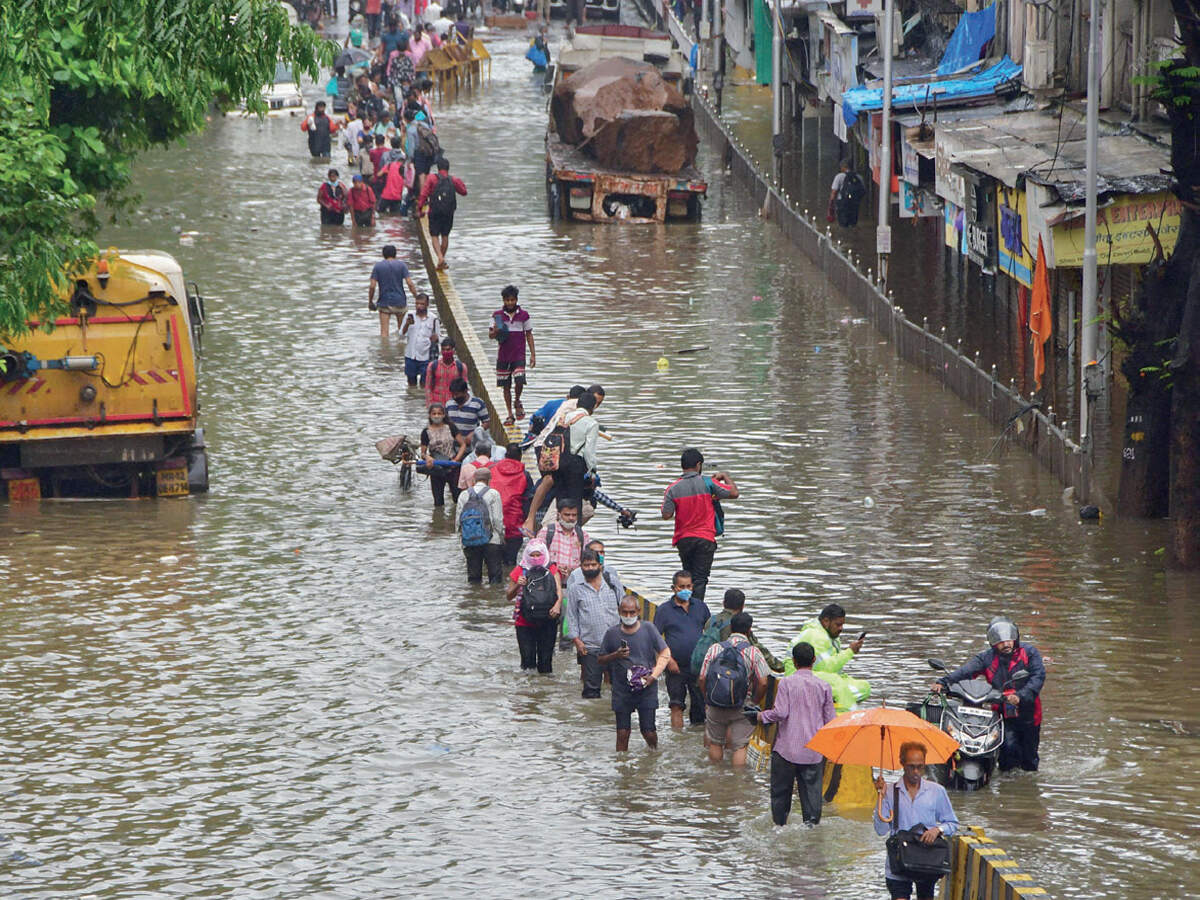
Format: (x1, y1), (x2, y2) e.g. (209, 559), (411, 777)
(496, 359), (527, 388)
(885, 877), (941, 900)
(704, 704), (754, 749)
(377, 303), (406, 316)
(405, 356), (429, 385)
(352, 208), (374, 227)
(413, 152), (434, 176)
(612, 690), (657, 733)
(429, 210), (454, 237)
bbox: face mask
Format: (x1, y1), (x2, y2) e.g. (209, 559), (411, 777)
(430, 415), (444, 424)
(595, 553), (605, 565)
(581, 567), (601, 580)
(559, 518), (575, 530)
(529, 556), (545, 567)
(620, 615), (638, 627)
(441, 351), (454, 363)
(675, 589), (693, 603)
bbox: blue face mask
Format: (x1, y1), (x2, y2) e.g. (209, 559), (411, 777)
(596, 553), (605, 565)
(675, 589), (693, 603)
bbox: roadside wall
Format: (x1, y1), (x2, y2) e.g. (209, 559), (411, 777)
(944, 827), (1049, 899)
(690, 92), (1092, 503)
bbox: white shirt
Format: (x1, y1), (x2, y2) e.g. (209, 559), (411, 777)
(343, 118), (365, 158)
(455, 485), (504, 545)
(434, 16), (455, 37)
(401, 309), (439, 361)
(831, 172), (846, 193)
(423, 1), (442, 24)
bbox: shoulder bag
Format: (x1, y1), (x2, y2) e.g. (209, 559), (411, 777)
(885, 785), (952, 879)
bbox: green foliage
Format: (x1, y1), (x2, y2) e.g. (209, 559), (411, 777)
(1132, 58), (1200, 111)
(0, 0), (335, 338)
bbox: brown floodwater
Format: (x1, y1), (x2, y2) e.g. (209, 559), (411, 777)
(0, 19), (1197, 899)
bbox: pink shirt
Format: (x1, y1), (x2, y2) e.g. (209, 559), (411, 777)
(759, 669), (836, 765)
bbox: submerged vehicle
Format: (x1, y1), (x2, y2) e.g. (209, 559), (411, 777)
(910, 658), (1030, 791)
(545, 25), (706, 223)
(0, 251), (208, 500)
(549, 0), (621, 19)
(249, 61), (306, 117)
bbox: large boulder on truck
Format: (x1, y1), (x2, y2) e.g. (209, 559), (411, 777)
(549, 56), (698, 174)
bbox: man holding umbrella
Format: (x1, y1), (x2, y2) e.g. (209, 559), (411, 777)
(873, 742), (959, 900)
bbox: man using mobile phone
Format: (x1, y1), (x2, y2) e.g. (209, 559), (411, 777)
(784, 603), (871, 712)
(598, 597), (671, 752)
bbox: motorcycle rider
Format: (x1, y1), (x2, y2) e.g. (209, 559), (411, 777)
(930, 617), (1045, 772)
(784, 603), (870, 712)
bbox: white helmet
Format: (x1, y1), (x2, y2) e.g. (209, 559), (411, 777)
(986, 617), (1019, 646)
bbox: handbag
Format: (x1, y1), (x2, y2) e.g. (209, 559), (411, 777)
(885, 786), (952, 879)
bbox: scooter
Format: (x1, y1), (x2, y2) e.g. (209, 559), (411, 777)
(909, 658), (1029, 791)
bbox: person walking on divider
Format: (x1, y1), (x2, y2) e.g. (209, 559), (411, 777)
(488, 284), (535, 426)
(417, 157), (467, 270)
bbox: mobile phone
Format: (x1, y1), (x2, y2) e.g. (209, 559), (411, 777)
(620, 640), (629, 650)
(857, 631), (868, 642)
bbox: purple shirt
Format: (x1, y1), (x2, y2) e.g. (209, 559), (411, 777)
(759, 669), (835, 765)
(495, 306), (531, 364)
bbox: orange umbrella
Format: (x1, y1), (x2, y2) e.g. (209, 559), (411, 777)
(805, 706), (959, 821)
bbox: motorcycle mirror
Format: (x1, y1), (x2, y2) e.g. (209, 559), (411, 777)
(928, 658), (947, 671)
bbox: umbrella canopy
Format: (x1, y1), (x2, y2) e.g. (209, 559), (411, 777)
(334, 47), (372, 70)
(806, 706), (959, 770)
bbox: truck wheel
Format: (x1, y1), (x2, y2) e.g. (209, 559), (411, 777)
(183, 427), (209, 494)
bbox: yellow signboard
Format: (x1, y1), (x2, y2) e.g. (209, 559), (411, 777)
(996, 185), (1034, 287)
(1051, 191), (1181, 267)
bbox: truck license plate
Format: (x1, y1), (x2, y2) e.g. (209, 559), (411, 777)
(155, 467), (190, 497)
(7, 477), (40, 501)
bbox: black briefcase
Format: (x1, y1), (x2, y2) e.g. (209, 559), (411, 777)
(885, 788), (952, 878)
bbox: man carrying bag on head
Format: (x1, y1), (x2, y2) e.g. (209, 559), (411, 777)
(872, 741), (958, 900)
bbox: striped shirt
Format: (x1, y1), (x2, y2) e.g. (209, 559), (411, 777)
(446, 396), (489, 435)
(699, 634), (769, 683)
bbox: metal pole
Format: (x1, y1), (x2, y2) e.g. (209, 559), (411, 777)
(876, 0), (894, 285)
(772, 0), (783, 140)
(1081, 0), (1100, 447)
(714, 0), (725, 113)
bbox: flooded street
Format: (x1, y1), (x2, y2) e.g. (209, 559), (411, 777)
(2, 25), (1199, 899)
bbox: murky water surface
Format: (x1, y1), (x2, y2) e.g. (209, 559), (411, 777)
(1, 19), (1198, 899)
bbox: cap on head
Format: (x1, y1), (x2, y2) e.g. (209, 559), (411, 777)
(353, 174), (363, 182)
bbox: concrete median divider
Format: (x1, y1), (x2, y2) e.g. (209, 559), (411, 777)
(944, 827), (1048, 898)
(415, 215), (521, 448)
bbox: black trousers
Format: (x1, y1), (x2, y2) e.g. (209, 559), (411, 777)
(464, 543), (502, 584)
(770, 753), (825, 826)
(578, 649), (603, 698)
(999, 720), (1040, 771)
(319, 208), (345, 225)
(502, 535), (523, 567)
(516, 620), (557, 673)
(675, 536), (717, 602)
(429, 468), (461, 507)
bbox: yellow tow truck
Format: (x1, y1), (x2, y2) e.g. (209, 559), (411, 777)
(0, 250), (208, 500)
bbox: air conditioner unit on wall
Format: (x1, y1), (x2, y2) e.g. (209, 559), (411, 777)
(1023, 39), (1053, 90)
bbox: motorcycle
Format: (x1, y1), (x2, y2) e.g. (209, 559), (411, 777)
(909, 658), (1029, 791)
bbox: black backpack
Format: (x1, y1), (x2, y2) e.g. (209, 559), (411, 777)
(520, 565), (557, 621)
(430, 173), (457, 216)
(704, 639), (750, 709)
(837, 172), (866, 208)
(416, 122), (441, 158)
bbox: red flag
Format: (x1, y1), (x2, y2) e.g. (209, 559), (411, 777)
(1029, 237), (1052, 390)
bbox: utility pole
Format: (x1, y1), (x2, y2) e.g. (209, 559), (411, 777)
(1081, 0), (1100, 448)
(772, 0), (783, 141)
(714, 0), (725, 113)
(876, 0), (895, 285)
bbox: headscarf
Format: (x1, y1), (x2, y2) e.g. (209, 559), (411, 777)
(520, 539), (549, 570)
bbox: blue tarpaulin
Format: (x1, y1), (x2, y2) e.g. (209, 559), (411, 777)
(841, 56), (1021, 127)
(937, 4), (996, 74)
(841, 3), (1011, 127)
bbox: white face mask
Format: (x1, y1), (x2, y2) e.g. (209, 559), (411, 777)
(620, 615), (638, 627)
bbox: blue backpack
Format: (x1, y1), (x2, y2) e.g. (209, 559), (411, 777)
(459, 487), (493, 547)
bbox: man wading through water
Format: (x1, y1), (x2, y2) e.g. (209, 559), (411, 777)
(599, 596), (671, 751)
